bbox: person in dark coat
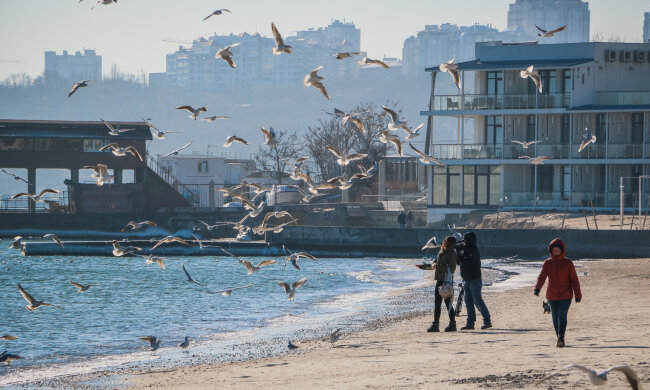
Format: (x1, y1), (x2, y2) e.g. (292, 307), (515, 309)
(397, 210), (406, 228)
(406, 210), (414, 228)
(456, 231), (492, 330)
(427, 236), (458, 333)
(534, 237), (582, 348)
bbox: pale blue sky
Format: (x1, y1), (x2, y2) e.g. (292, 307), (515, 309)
(0, 0), (647, 79)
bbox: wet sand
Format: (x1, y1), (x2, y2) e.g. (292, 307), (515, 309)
(121, 258), (650, 389)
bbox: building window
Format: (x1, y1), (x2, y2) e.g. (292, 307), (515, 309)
(537, 165), (554, 195)
(632, 113), (644, 143)
(464, 166), (475, 206)
(526, 115), (536, 142)
(486, 71), (503, 96)
(562, 165), (571, 200)
(485, 116), (503, 145)
(562, 70), (572, 94)
(197, 160), (208, 173)
(561, 114), (570, 144)
(448, 166), (460, 205)
(83, 139), (110, 152)
(596, 114), (606, 143)
(539, 70), (556, 95)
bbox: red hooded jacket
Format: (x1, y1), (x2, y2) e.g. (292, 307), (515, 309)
(534, 238), (582, 301)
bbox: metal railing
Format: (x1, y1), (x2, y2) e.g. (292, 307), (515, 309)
(147, 155), (200, 207)
(0, 193), (69, 213)
(430, 143), (643, 160)
(595, 91), (650, 106)
(430, 93), (570, 111)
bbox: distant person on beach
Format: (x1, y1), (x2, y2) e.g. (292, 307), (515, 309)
(456, 232), (492, 330)
(428, 236), (457, 333)
(397, 210), (406, 228)
(406, 210), (414, 228)
(534, 238), (582, 348)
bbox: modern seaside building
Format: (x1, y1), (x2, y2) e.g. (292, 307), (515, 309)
(421, 41), (650, 223)
(507, 0), (590, 44)
(44, 50), (102, 83)
(644, 12), (650, 44)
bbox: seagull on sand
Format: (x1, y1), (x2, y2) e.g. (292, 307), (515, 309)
(68, 80), (89, 97)
(99, 143), (143, 161)
(0, 351), (24, 365)
(181, 262), (203, 285)
(335, 52), (361, 60)
(379, 131), (403, 156)
(18, 283), (63, 312)
(578, 128), (597, 153)
(277, 278), (307, 300)
(111, 240), (141, 257)
(161, 141), (192, 158)
(261, 127), (278, 146)
(358, 57), (390, 68)
(224, 135), (248, 147)
(43, 234), (64, 248)
(178, 336), (191, 350)
(216, 42), (241, 68)
(10, 189), (60, 202)
(271, 22), (292, 55)
(329, 328), (342, 345)
(203, 115), (230, 122)
(326, 146), (367, 167)
(510, 139), (542, 149)
(402, 123), (423, 141)
(519, 155), (552, 165)
(421, 236), (441, 251)
(176, 105), (207, 120)
(207, 282), (254, 296)
(520, 65), (543, 93)
(287, 341), (299, 350)
(538, 364), (642, 389)
(152, 236), (192, 250)
(439, 59), (461, 89)
(139, 336), (161, 351)
(304, 66), (330, 99)
(121, 220), (157, 232)
(283, 245), (317, 271)
(9, 236), (24, 251)
(536, 25), (567, 38)
(137, 254), (166, 270)
(0, 335), (18, 341)
(409, 143), (444, 166)
(203, 8), (231, 21)
(381, 106), (409, 131)
(100, 117), (134, 136)
(70, 281), (97, 293)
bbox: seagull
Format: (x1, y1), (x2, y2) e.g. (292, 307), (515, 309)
(421, 236), (440, 251)
(539, 364), (642, 389)
(358, 57), (390, 68)
(287, 185), (325, 203)
(176, 105), (207, 120)
(329, 328), (342, 344)
(287, 341), (299, 350)
(121, 220), (157, 232)
(203, 8), (231, 21)
(145, 122), (182, 140)
(283, 245), (317, 271)
(347, 117), (365, 134)
(152, 235), (192, 250)
(18, 283), (63, 312)
(9, 236), (24, 251)
(409, 143), (444, 166)
(68, 80), (89, 97)
(99, 143), (143, 161)
(70, 281), (97, 293)
(91, 0), (117, 10)
(224, 135), (249, 147)
(0, 351), (24, 365)
(448, 224), (463, 241)
(326, 146), (367, 166)
(271, 22), (292, 55)
(84, 163), (114, 186)
(100, 117), (134, 136)
(536, 25), (567, 38)
(181, 262), (203, 285)
(520, 65), (542, 93)
(402, 123), (423, 140)
(203, 115), (230, 122)
(519, 155), (552, 165)
(138, 254), (166, 270)
(178, 336), (191, 350)
(191, 233), (205, 251)
(379, 131), (403, 156)
(0, 335), (18, 341)
(277, 278), (307, 300)
(335, 52), (361, 60)
(439, 59), (460, 89)
(510, 139), (542, 149)
(381, 106), (408, 131)
(10, 189), (60, 202)
(261, 127), (278, 147)
(216, 42), (241, 68)
(578, 128), (597, 152)
(207, 282), (254, 296)
(139, 336), (161, 351)
(304, 66), (330, 99)
(215, 183), (243, 197)
(354, 161), (378, 180)
(43, 233), (64, 248)
(161, 141), (192, 158)
(0, 168), (28, 184)
(111, 240), (141, 257)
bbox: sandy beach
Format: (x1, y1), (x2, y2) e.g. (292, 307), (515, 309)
(117, 258), (650, 389)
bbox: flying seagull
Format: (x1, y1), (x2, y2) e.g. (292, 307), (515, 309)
(0, 351), (24, 365)
(9, 236), (24, 251)
(358, 57), (389, 68)
(304, 66), (330, 99)
(99, 143), (143, 161)
(161, 141), (192, 158)
(100, 117), (134, 136)
(261, 127), (278, 147)
(439, 59), (460, 89)
(216, 42), (241, 68)
(151, 235), (191, 250)
(379, 131), (403, 156)
(207, 282), (254, 296)
(538, 364), (642, 389)
(335, 52), (361, 60)
(10, 189), (60, 202)
(121, 220), (157, 232)
(18, 283), (63, 312)
(43, 233), (64, 248)
(520, 65), (542, 93)
(68, 80), (89, 97)
(0, 168), (28, 184)
(84, 163), (113, 186)
(402, 123), (423, 141)
(138, 254), (166, 270)
(91, 0), (117, 10)
(203, 115), (230, 122)
(181, 262), (203, 285)
(277, 278), (307, 300)
(224, 135), (249, 147)
(139, 336), (161, 351)
(111, 240), (141, 257)
(326, 146), (367, 167)
(176, 105), (207, 120)
(409, 143), (444, 166)
(519, 155), (552, 165)
(381, 106), (408, 131)
(70, 281), (97, 293)
(578, 128), (597, 152)
(283, 245), (317, 271)
(144, 121), (182, 140)
(536, 25), (567, 38)
(203, 8), (231, 21)
(271, 22), (292, 55)
(421, 236), (441, 251)
(510, 139), (542, 149)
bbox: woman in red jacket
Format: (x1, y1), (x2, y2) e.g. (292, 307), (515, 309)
(534, 238), (582, 348)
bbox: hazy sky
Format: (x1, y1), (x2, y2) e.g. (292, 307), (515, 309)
(0, 0), (647, 79)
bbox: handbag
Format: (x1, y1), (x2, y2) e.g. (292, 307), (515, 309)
(438, 264), (454, 300)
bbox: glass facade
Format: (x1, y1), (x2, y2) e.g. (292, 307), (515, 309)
(432, 165), (501, 207)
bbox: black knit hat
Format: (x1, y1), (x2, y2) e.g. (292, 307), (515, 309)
(444, 236), (457, 247)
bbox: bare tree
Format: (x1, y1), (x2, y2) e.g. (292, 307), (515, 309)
(1, 72), (33, 88)
(591, 32), (625, 43)
(254, 129), (300, 185)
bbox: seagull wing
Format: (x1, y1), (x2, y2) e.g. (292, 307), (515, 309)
(175, 106), (195, 113)
(181, 262), (202, 284)
(44, 234), (64, 247)
(535, 25), (548, 34)
(256, 259), (276, 268)
(126, 146), (143, 161)
(548, 25), (567, 34)
(17, 284), (36, 305)
(292, 278), (307, 290)
(70, 281), (85, 289)
(310, 81), (330, 100)
(449, 69), (461, 88)
(348, 117), (365, 134)
(37, 189), (60, 198)
(99, 143), (118, 151)
(171, 237), (192, 246)
(277, 281), (291, 293)
(389, 138), (403, 156)
(326, 145), (342, 158)
(381, 106), (399, 122)
(295, 252), (317, 260)
(10, 193), (30, 200)
(271, 22), (284, 47)
(608, 365), (641, 390)
(530, 72), (543, 93)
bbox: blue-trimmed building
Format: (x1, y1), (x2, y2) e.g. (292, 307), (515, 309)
(421, 41), (650, 223)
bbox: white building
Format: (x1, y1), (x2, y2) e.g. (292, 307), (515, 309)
(644, 12), (650, 43)
(421, 41), (650, 224)
(44, 50), (102, 83)
(507, 0), (590, 44)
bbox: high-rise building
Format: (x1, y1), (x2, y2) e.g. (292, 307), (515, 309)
(507, 0), (590, 44)
(44, 50), (102, 83)
(644, 12), (650, 43)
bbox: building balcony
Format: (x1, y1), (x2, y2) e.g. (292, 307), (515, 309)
(595, 91), (650, 106)
(430, 143), (646, 160)
(430, 93), (570, 111)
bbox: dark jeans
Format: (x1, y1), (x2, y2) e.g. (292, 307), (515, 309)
(434, 281), (455, 325)
(463, 279), (491, 326)
(548, 299), (571, 337)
